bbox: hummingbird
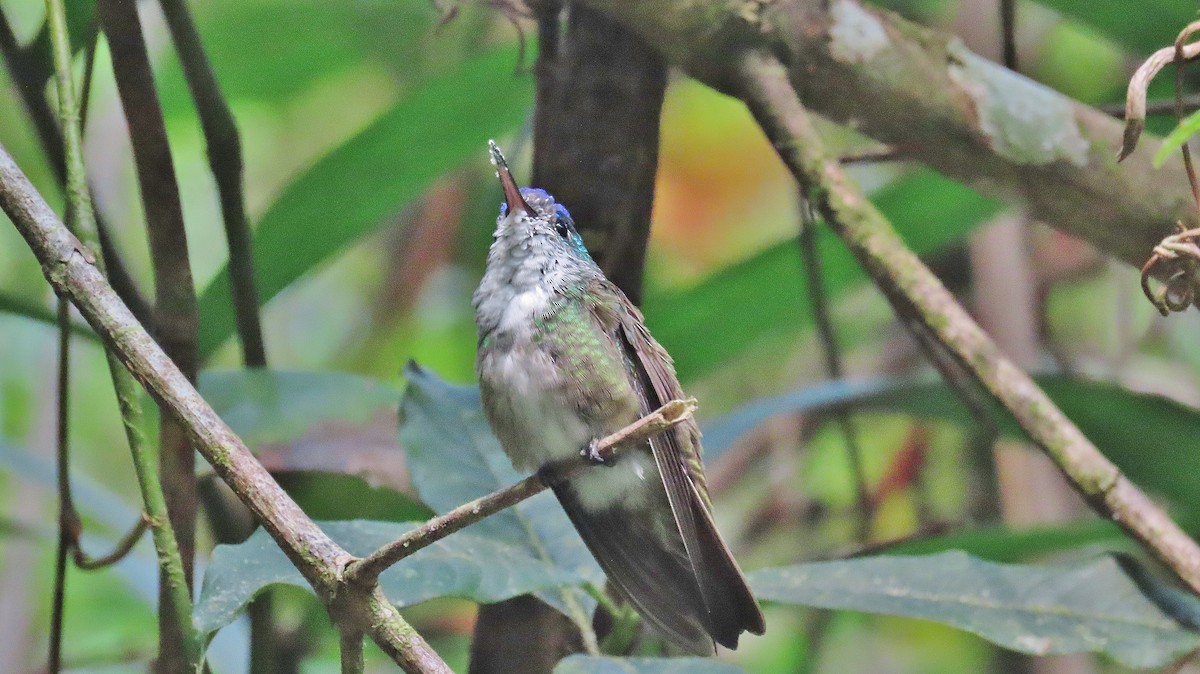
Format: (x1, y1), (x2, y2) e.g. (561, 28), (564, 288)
(472, 141), (765, 654)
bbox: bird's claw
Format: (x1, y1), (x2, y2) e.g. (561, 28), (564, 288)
(580, 439), (612, 466)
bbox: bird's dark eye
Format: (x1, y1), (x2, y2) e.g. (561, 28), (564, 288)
(552, 204), (575, 239)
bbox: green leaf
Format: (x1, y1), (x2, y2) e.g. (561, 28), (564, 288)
(398, 362), (602, 619)
(1155, 107), (1200, 167)
(0, 441), (159, 604)
(700, 377), (1144, 560)
(198, 369), (400, 448)
(274, 473), (431, 523)
(197, 371), (423, 520)
(1025, 0), (1196, 55)
(883, 519), (1127, 562)
(554, 656), (748, 674)
(749, 552), (1200, 667)
(156, 0), (435, 110)
(22, 0), (96, 87)
(194, 519), (582, 635)
(0, 441), (139, 531)
(0, 291), (98, 342)
(701, 378), (896, 457)
(197, 46), (533, 359)
(646, 170), (1001, 381)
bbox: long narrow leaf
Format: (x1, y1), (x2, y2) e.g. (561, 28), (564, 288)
(1155, 107), (1200, 166)
(1023, 0), (1194, 55)
(197, 47), (532, 359)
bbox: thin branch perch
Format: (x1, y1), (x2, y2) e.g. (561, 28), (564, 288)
(344, 398), (697, 587)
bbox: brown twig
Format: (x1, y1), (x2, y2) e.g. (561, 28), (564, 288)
(837, 147), (905, 165)
(1000, 0), (1017, 71)
(1130, 24), (1200, 316)
(344, 399), (697, 587)
(158, 0), (265, 368)
(1139, 223), (1200, 315)
(738, 50), (1200, 595)
(73, 515), (150, 570)
(77, 24), (98, 127)
(48, 300), (71, 674)
(840, 521), (955, 560)
(1100, 95), (1200, 119)
(154, 0), (278, 668)
(796, 198), (872, 541)
(95, 3), (200, 370)
(1118, 23), (1200, 162)
(1173, 22), (1200, 212)
(97, 3), (201, 669)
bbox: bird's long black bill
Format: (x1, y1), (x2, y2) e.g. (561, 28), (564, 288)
(488, 140), (531, 216)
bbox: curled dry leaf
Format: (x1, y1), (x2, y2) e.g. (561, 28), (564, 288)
(1119, 21), (1200, 161)
(1139, 223), (1200, 316)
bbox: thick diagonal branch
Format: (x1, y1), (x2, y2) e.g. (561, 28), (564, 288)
(0, 145), (452, 674)
(739, 51), (1200, 594)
